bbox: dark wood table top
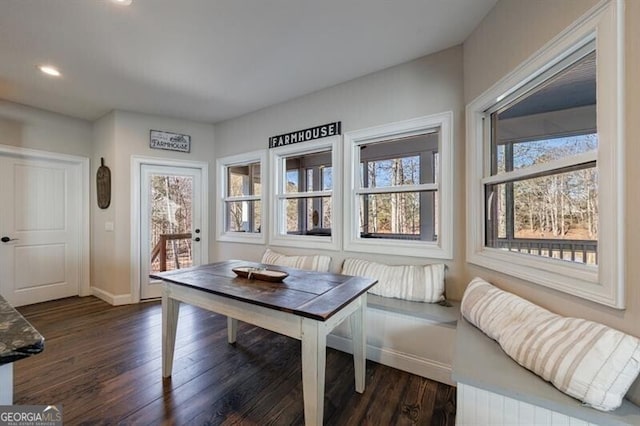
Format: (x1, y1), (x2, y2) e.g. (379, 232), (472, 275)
(151, 260), (378, 321)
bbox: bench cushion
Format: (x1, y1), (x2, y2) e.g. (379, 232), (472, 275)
(341, 258), (445, 303)
(461, 277), (640, 412)
(261, 248), (331, 272)
(367, 294), (459, 326)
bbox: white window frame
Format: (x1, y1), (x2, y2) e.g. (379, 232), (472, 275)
(269, 136), (341, 251)
(343, 113), (454, 259)
(466, 0), (625, 308)
(216, 150), (267, 244)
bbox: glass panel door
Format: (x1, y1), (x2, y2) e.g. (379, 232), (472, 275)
(141, 164), (202, 299)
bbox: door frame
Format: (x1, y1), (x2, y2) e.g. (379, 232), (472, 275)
(130, 155), (209, 303)
(0, 144), (91, 298)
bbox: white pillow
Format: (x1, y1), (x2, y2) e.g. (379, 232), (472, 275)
(261, 248), (331, 272)
(461, 277), (640, 412)
(341, 258), (445, 303)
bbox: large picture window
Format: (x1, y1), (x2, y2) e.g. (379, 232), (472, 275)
(270, 136), (340, 250)
(466, 1), (624, 307)
(344, 113), (453, 258)
(485, 45), (598, 266)
(216, 150), (266, 244)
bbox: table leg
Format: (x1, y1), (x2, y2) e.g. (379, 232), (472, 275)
(351, 295), (366, 393)
(227, 317), (237, 343)
(162, 291), (180, 378)
(301, 318), (326, 426)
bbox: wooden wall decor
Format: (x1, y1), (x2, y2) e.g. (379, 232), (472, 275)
(96, 157), (111, 209)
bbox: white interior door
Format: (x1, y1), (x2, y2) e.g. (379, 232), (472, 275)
(140, 164), (203, 299)
(0, 154), (81, 306)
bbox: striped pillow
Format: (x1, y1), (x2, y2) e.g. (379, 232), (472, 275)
(341, 258), (445, 303)
(261, 248), (331, 272)
(461, 277), (640, 412)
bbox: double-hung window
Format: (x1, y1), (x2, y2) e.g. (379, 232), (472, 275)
(485, 45), (598, 264)
(270, 136), (341, 250)
(344, 113), (453, 258)
(216, 150), (266, 244)
(466, 1), (624, 307)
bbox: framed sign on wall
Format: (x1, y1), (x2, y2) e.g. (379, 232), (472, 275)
(150, 130), (191, 153)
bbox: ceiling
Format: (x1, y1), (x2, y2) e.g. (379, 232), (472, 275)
(0, 0), (497, 124)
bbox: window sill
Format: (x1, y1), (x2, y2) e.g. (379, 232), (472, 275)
(466, 247), (622, 309)
(345, 238), (452, 260)
(268, 233), (340, 251)
(217, 232), (265, 245)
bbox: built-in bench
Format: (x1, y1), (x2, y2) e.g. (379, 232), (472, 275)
(328, 294), (460, 386)
(259, 250), (460, 386)
(453, 316), (640, 425)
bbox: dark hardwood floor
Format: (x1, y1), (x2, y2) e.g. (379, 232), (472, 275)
(15, 296), (456, 425)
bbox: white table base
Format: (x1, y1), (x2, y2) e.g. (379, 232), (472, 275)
(162, 283), (367, 426)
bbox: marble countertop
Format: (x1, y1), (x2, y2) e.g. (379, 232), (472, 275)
(0, 294), (44, 365)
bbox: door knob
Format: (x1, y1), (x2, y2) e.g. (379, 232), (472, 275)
(1, 236), (18, 243)
(194, 237), (201, 242)
(194, 229), (201, 234)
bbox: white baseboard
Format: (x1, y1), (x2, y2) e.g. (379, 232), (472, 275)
(327, 333), (454, 387)
(91, 287), (133, 306)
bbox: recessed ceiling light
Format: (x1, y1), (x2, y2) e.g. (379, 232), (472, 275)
(111, 0), (133, 5)
(38, 65), (61, 77)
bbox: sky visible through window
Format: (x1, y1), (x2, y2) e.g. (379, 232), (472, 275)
(497, 134), (597, 172)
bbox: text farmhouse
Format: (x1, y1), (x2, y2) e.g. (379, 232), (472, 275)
(269, 122), (341, 148)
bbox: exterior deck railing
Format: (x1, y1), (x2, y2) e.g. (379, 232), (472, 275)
(494, 237), (597, 265)
(150, 233), (192, 272)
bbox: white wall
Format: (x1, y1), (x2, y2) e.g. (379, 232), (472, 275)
(91, 112), (117, 295)
(463, 0), (640, 336)
(0, 100), (216, 302)
(213, 46), (468, 299)
(0, 100), (92, 156)
(91, 110), (215, 298)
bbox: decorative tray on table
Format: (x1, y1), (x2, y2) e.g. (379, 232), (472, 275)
(232, 267), (289, 282)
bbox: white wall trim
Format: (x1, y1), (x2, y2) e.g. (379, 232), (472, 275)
(130, 155), (209, 303)
(216, 149), (267, 245)
(0, 144), (91, 299)
(268, 136), (342, 251)
(342, 112), (454, 259)
(92, 286), (133, 306)
(465, 0), (625, 308)
(327, 333), (454, 386)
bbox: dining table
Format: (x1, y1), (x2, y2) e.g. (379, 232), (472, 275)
(150, 259), (378, 426)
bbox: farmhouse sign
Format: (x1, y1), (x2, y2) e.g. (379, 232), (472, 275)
(269, 122), (341, 148)
(150, 130), (191, 153)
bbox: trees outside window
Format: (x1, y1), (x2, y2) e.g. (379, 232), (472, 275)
(226, 162), (261, 233)
(344, 113), (453, 259)
(485, 48), (598, 265)
(217, 150), (266, 244)
(358, 136), (438, 241)
(270, 136), (341, 251)
(466, 0), (625, 307)
(283, 151), (332, 236)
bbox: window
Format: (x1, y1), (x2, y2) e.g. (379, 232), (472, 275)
(466, 1), (624, 307)
(344, 113), (453, 258)
(284, 151), (332, 236)
(216, 150), (266, 244)
(486, 46), (598, 265)
(270, 136), (340, 250)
